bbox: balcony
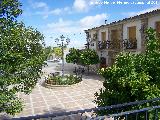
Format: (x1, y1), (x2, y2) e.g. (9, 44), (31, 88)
(98, 39), (137, 50)
(98, 40), (113, 50)
(122, 39), (137, 49)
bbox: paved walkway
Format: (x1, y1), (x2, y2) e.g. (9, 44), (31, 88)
(16, 78), (103, 118)
(12, 62), (105, 118)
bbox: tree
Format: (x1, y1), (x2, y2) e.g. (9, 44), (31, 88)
(44, 46), (54, 59)
(94, 28), (160, 119)
(0, 0), (46, 115)
(53, 47), (62, 58)
(66, 48), (99, 73)
(66, 48), (80, 64)
(79, 49), (99, 73)
(79, 49), (99, 65)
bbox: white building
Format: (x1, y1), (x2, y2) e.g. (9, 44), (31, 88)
(85, 9), (160, 68)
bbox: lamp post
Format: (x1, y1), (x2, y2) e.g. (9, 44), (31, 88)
(55, 35), (70, 77)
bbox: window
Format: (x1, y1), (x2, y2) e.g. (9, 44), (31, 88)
(91, 43), (94, 46)
(101, 32), (106, 41)
(127, 26), (137, 49)
(128, 26), (136, 40)
(156, 21), (160, 38)
(111, 30), (120, 49)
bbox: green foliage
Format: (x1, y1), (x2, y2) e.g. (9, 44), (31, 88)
(66, 48), (80, 64)
(79, 49), (99, 65)
(44, 46), (53, 58)
(0, 0), (46, 115)
(95, 28), (160, 116)
(46, 74), (82, 85)
(66, 48), (99, 65)
(53, 47), (62, 58)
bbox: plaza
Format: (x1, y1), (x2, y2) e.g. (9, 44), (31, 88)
(15, 63), (104, 118)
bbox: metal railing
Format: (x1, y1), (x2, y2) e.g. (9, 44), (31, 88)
(98, 40), (113, 50)
(122, 39), (137, 49)
(98, 39), (137, 50)
(10, 97), (160, 120)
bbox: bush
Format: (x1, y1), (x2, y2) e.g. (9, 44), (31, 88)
(94, 28), (160, 118)
(46, 74), (82, 85)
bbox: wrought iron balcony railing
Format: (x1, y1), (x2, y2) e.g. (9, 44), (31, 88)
(11, 97), (160, 120)
(98, 39), (137, 50)
(98, 40), (113, 50)
(122, 39), (137, 49)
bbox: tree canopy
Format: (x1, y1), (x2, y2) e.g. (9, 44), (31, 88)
(0, 0), (46, 115)
(53, 47), (62, 58)
(66, 48), (99, 65)
(79, 49), (99, 66)
(66, 48), (80, 64)
(94, 28), (160, 118)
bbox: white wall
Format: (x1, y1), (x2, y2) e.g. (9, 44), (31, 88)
(97, 50), (109, 65)
(98, 27), (108, 41)
(89, 41), (97, 50)
(148, 15), (160, 29)
(123, 20), (141, 50)
(87, 30), (97, 50)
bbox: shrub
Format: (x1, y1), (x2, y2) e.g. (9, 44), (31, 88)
(94, 28), (160, 118)
(46, 74), (82, 85)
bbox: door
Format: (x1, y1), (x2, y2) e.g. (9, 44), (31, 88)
(111, 30), (120, 49)
(128, 26), (137, 48)
(100, 57), (107, 68)
(101, 32), (106, 41)
(156, 21), (160, 38)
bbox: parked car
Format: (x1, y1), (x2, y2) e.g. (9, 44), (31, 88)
(57, 60), (62, 65)
(53, 58), (60, 62)
(47, 58), (60, 62)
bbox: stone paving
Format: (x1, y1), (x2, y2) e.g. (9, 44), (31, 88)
(15, 78), (103, 118)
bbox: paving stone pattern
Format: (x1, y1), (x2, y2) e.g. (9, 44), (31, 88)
(15, 79), (103, 118)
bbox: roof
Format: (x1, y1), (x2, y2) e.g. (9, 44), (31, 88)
(85, 9), (160, 32)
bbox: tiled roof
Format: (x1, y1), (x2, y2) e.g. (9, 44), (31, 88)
(85, 9), (160, 32)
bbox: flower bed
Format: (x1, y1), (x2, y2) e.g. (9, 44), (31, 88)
(45, 74), (82, 87)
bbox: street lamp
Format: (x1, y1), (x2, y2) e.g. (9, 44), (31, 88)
(55, 35), (70, 77)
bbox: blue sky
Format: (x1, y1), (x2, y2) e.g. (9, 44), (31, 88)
(18, 0), (160, 48)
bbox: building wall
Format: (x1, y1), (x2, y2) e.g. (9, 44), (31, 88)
(123, 20), (142, 51)
(90, 30), (96, 39)
(89, 41), (97, 50)
(108, 24), (123, 51)
(98, 27), (108, 41)
(97, 50), (109, 64)
(88, 30), (97, 50)
(86, 13), (160, 68)
(148, 15), (160, 28)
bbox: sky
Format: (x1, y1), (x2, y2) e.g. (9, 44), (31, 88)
(18, 0), (160, 48)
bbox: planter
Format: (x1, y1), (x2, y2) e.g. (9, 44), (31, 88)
(44, 74), (82, 88)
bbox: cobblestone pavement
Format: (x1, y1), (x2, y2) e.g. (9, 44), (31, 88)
(15, 78), (103, 118)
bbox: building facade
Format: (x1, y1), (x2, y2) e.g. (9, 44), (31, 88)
(85, 9), (160, 68)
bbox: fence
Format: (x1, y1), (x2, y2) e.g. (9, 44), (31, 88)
(10, 97), (160, 120)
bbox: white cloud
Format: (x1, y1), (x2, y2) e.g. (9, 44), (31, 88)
(46, 13), (108, 34)
(43, 13), (108, 47)
(122, 5), (160, 17)
(31, 2), (48, 9)
(30, 1), (70, 18)
(29, 0), (102, 18)
(80, 13), (108, 28)
(50, 8), (62, 15)
(73, 0), (88, 12)
(73, 0), (102, 12)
